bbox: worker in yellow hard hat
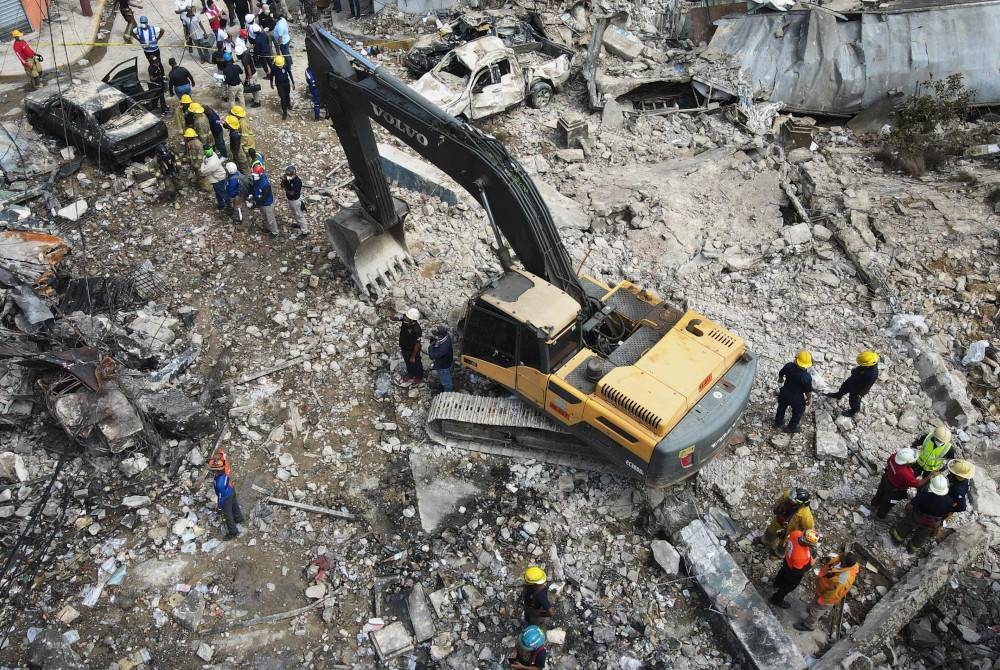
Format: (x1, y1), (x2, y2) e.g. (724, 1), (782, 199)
(522, 566), (555, 626)
(12, 30), (43, 89)
(268, 54), (295, 120)
(174, 93), (194, 135)
(182, 127), (210, 191)
(945, 459), (974, 517)
(774, 351), (813, 434)
(824, 350), (880, 418)
(230, 105), (256, 152)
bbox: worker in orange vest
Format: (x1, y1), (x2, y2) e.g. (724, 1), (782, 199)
(794, 552), (860, 631)
(769, 528), (821, 609)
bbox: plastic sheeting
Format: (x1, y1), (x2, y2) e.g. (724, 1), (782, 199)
(692, 2), (1000, 116)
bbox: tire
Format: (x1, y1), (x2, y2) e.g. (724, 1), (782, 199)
(527, 81), (553, 109)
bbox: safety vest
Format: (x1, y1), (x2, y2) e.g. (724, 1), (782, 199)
(784, 530), (812, 569)
(133, 25), (159, 52)
(916, 434), (950, 472)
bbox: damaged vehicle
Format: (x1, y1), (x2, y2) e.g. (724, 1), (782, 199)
(24, 64), (167, 170)
(405, 11), (547, 75)
(412, 36), (573, 120)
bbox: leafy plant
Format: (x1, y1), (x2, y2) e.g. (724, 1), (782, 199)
(883, 74), (975, 176)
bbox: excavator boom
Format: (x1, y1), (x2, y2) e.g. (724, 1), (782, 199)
(305, 26), (586, 307)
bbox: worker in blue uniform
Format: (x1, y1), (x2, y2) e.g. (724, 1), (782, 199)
(209, 451), (244, 539)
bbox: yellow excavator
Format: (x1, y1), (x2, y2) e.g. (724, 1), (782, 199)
(306, 28), (757, 487)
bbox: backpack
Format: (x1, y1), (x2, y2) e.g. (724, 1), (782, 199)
(237, 173), (253, 198)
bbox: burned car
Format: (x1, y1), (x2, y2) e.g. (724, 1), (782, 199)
(405, 11), (547, 75)
(24, 59), (167, 169)
(412, 36), (573, 120)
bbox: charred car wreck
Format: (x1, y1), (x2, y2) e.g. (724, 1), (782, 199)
(405, 11), (549, 75)
(24, 58), (168, 170)
(412, 35), (573, 120)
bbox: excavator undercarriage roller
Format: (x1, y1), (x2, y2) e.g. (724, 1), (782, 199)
(326, 197), (412, 297)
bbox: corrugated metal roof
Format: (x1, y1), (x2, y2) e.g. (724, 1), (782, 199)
(691, 1), (1000, 115)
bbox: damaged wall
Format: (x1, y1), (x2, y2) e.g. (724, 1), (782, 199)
(692, 2), (1000, 115)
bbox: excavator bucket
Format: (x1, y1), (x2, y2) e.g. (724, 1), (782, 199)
(325, 198), (412, 297)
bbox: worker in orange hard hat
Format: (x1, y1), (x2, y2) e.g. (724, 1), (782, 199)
(208, 450), (243, 539)
(774, 350), (813, 434)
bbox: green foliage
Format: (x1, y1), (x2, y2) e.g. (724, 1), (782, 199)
(884, 74), (975, 176)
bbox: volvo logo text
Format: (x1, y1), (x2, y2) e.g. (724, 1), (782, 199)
(370, 103), (429, 146)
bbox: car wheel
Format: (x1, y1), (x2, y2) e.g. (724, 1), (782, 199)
(25, 110), (40, 128)
(528, 82), (553, 109)
(455, 113), (469, 124)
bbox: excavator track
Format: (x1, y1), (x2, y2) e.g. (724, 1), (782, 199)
(426, 392), (628, 475)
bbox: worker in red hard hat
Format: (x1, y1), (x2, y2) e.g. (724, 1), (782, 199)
(208, 450), (243, 539)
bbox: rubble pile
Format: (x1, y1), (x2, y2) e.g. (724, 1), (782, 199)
(1, 2), (1000, 668)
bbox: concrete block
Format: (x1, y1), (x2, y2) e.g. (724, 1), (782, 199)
(370, 621), (414, 663)
(377, 143), (463, 206)
(650, 540), (680, 577)
(409, 452), (481, 534)
(407, 582), (436, 643)
(675, 520), (807, 670)
(782, 222), (813, 246)
(57, 199), (88, 221)
(602, 25), (643, 61)
(815, 410), (849, 459)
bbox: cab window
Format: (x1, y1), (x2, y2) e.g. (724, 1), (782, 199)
(518, 328), (543, 370)
(548, 323), (581, 370)
(463, 307), (516, 367)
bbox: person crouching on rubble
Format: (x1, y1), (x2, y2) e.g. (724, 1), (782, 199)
(208, 452), (244, 539)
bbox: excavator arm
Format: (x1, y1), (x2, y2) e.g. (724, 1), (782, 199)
(305, 26), (588, 309)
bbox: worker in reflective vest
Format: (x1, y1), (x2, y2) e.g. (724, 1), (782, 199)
(769, 528), (821, 609)
(794, 553), (859, 631)
(912, 425), (955, 477)
(132, 16), (165, 64)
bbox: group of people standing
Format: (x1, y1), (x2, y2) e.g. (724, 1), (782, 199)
(763, 347), (978, 630)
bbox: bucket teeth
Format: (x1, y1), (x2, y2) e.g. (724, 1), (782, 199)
(326, 206), (412, 298)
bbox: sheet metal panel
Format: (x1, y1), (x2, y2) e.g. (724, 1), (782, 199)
(693, 1), (1000, 115)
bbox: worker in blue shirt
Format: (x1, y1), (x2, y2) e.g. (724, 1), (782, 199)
(208, 451), (244, 539)
(891, 474), (952, 552)
(825, 350), (879, 417)
(774, 350), (813, 434)
(305, 66), (323, 121)
(946, 459), (974, 513)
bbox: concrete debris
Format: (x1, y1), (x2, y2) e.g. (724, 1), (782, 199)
(650, 539), (681, 577)
(815, 409), (849, 459)
(407, 582), (436, 643)
(370, 621), (414, 663)
(195, 642), (214, 662)
(56, 200), (89, 222)
(171, 591), (205, 633)
(0, 451), (29, 482)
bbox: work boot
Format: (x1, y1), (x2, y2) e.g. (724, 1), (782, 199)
(784, 426), (801, 434)
(223, 531), (240, 540)
(824, 392), (839, 398)
(841, 410), (856, 418)
(793, 622), (814, 632)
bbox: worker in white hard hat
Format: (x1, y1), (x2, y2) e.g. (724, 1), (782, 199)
(870, 447), (928, 519)
(393, 308), (423, 387)
(911, 425), (955, 477)
(891, 474), (952, 552)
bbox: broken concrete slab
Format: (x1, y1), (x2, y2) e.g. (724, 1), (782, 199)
(896, 327), (981, 428)
(815, 409), (849, 459)
(370, 621), (414, 663)
(782, 222), (813, 246)
(171, 591), (205, 632)
(675, 519), (807, 670)
(407, 582), (436, 643)
(972, 476), (1000, 517)
(27, 629), (85, 669)
(57, 199), (88, 222)
(814, 522), (996, 670)
(0, 451), (29, 482)
(601, 25), (643, 61)
(138, 388), (214, 438)
(533, 179), (590, 235)
(408, 452), (481, 534)
(377, 142), (463, 207)
(650, 540), (680, 577)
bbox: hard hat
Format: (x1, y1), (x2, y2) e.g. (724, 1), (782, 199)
(929, 474), (949, 495)
(207, 456), (227, 471)
(225, 161), (238, 174)
(273, 55), (286, 67)
(183, 128), (198, 138)
(11, 30), (22, 38)
(894, 448), (917, 465)
(223, 51), (233, 62)
(789, 487), (811, 505)
(802, 529), (822, 547)
(239, 28), (248, 38)
(932, 425), (952, 444)
(857, 350), (879, 367)
(204, 147), (214, 156)
(405, 308), (420, 321)
(523, 566), (546, 584)
(947, 459), (975, 480)
(285, 164), (296, 174)
(139, 15), (148, 24)
(225, 115), (240, 129)
(231, 105), (246, 118)
(245, 13), (256, 23)
(795, 350), (813, 368)
(188, 102), (204, 114)
(179, 93), (193, 104)
(252, 164), (264, 175)
(519, 625), (545, 651)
